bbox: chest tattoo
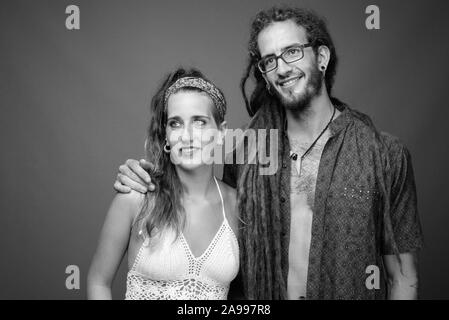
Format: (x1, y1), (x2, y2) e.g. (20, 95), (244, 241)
(289, 134), (329, 209)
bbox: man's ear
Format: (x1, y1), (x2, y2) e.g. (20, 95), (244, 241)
(317, 45), (331, 70)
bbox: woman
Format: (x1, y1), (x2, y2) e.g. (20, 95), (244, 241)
(87, 68), (239, 299)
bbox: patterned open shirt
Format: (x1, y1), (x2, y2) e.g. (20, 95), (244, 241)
(223, 103), (424, 299)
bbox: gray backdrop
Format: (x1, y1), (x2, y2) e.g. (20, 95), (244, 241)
(1, 0), (448, 299)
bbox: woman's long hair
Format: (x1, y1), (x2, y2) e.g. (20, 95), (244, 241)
(133, 67), (225, 240)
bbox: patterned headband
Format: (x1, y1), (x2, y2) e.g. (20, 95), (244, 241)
(164, 77), (226, 119)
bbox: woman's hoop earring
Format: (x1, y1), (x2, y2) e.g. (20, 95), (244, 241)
(163, 141), (171, 153)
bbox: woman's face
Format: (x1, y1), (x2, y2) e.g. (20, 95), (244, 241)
(165, 90), (225, 171)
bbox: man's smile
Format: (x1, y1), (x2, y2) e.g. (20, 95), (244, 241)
(277, 74), (304, 88)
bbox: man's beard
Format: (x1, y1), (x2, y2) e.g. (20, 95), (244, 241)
(274, 63), (323, 112)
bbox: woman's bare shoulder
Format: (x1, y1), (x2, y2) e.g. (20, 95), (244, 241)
(112, 190), (146, 208)
(109, 190), (147, 223)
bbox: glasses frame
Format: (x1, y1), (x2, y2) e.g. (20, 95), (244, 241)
(257, 43), (314, 74)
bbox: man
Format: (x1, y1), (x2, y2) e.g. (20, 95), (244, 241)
(114, 6), (423, 299)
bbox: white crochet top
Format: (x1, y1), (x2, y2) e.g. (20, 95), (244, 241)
(125, 177), (239, 300)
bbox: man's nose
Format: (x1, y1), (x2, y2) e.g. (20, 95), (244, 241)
(276, 57), (292, 75)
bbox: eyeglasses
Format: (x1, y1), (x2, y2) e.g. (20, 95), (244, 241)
(257, 43), (313, 73)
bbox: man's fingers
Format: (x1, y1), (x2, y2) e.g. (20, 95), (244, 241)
(140, 159), (155, 172)
(119, 164), (146, 186)
(126, 158), (152, 185)
(113, 180), (131, 193)
(118, 174), (148, 193)
(139, 159), (156, 190)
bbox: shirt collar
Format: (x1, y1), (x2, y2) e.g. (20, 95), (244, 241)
(282, 98), (353, 138)
(328, 100), (352, 137)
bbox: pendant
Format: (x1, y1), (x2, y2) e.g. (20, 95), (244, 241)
(295, 157), (302, 176)
(290, 151), (302, 176)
